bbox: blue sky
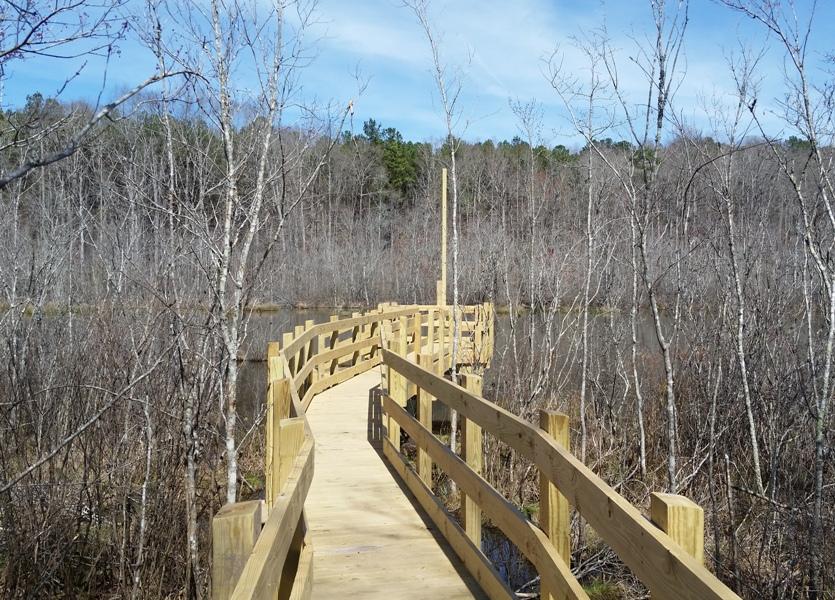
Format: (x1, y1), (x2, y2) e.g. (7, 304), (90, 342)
(4, 0), (834, 147)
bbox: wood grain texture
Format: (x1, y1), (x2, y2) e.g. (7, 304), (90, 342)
(651, 493), (705, 565)
(305, 368), (486, 599)
(382, 349), (740, 600)
(384, 395), (588, 600)
(229, 438), (313, 600)
(212, 501), (262, 600)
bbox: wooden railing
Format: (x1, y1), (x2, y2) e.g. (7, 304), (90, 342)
(214, 299), (738, 600)
(381, 348), (742, 600)
(212, 302), (494, 600)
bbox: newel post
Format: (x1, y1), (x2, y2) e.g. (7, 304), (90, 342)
(212, 500), (262, 600)
(650, 493), (705, 565)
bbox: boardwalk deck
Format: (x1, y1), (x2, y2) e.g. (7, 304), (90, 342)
(305, 367), (486, 599)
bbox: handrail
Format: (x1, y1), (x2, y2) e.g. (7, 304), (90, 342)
(212, 302), (494, 600)
(381, 348), (741, 600)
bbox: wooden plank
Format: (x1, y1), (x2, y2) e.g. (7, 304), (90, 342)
(305, 369), (487, 599)
(301, 356), (381, 409)
(381, 350), (740, 600)
(651, 493), (705, 565)
(230, 438), (314, 600)
(384, 395), (588, 600)
(213, 500), (263, 600)
(539, 410), (571, 600)
(383, 440), (514, 600)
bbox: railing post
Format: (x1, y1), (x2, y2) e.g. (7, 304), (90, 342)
(650, 493), (705, 565)
(328, 315), (340, 375)
(282, 332), (294, 376)
(305, 319), (315, 387)
(475, 304), (485, 363)
(316, 324), (327, 382)
(412, 310), (422, 355)
(265, 342), (281, 510)
(416, 353), (435, 486)
(266, 378), (292, 507)
(437, 306), (446, 367)
(460, 373), (483, 549)
(212, 500), (262, 600)
(426, 307), (435, 357)
(539, 410), (570, 600)
(294, 324), (305, 371)
(351, 311), (361, 365)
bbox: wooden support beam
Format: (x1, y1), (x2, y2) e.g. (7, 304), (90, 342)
(461, 373), (483, 549)
(651, 493), (705, 565)
(212, 500), (262, 600)
(539, 410), (571, 600)
(416, 353), (434, 486)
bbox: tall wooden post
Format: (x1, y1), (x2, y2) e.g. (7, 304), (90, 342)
(461, 374), (483, 549)
(416, 353), (435, 486)
(264, 342), (281, 511)
(266, 378), (292, 507)
(539, 410), (571, 600)
(438, 167), (448, 306)
(650, 493), (705, 565)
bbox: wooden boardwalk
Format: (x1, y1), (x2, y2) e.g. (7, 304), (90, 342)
(305, 367), (486, 599)
(214, 305), (737, 600)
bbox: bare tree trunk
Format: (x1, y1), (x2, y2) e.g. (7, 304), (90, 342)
(630, 210), (647, 478)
